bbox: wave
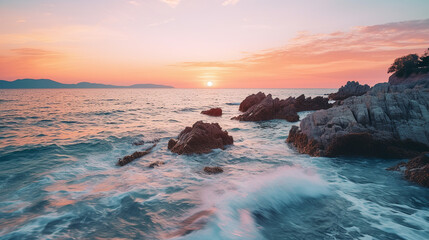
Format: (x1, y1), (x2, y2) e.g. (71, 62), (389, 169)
(177, 166), (329, 240)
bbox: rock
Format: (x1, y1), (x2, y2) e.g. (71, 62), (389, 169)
(388, 72), (429, 85)
(388, 153), (429, 187)
(294, 94), (332, 112)
(201, 108), (222, 117)
(168, 121), (233, 154)
(203, 166), (224, 174)
(132, 138), (160, 146)
(287, 81), (429, 158)
(328, 81), (370, 100)
(132, 140), (145, 146)
(117, 143), (157, 166)
(148, 161), (165, 168)
(233, 93), (331, 122)
(239, 92), (266, 112)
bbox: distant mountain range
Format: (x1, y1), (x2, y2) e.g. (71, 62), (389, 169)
(0, 79), (174, 89)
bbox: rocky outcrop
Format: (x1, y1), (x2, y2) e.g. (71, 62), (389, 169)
(388, 153), (429, 187)
(203, 166), (224, 174)
(233, 93), (331, 122)
(117, 143), (157, 166)
(388, 72), (429, 85)
(287, 80), (429, 158)
(168, 121), (233, 154)
(239, 92), (266, 112)
(201, 108), (222, 117)
(328, 81), (370, 100)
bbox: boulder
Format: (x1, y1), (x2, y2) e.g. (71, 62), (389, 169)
(203, 166), (224, 174)
(201, 108), (222, 117)
(388, 153), (429, 187)
(168, 121), (233, 154)
(233, 93), (331, 122)
(287, 80), (429, 158)
(328, 81), (370, 100)
(239, 92), (266, 112)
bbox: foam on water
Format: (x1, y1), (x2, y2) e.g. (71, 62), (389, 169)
(1, 88), (429, 240)
(180, 166), (329, 240)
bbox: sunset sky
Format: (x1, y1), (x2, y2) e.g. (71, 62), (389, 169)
(1, 0), (429, 88)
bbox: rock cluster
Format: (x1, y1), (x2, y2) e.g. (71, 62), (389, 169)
(168, 121), (233, 154)
(328, 81), (370, 100)
(287, 80), (429, 158)
(233, 93), (331, 122)
(201, 108), (222, 117)
(388, 153), (429, 187)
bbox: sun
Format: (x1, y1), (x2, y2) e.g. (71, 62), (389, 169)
(206, 81), (213, 87)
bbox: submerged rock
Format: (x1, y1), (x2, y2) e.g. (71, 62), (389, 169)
(388, 153), (429, 187)
(203, 166), (224, 174)
(117, 143), (157, 166)
(148, 161), (165, 168)
(287, 80), (429, 158)
(132, 138), (160, 146)
(233, 93), (331, 122)
(168, 121), (233, 154)
(201, 108), (222, 117)
(328, 81), (370, 100)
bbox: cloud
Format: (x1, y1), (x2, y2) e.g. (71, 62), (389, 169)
(147, 18), (175, 27)
(0, 25), (124, 45)
(178, 19), (429, 87)
(159, 0), (180, 7)
(10, 48), (61, 56)
(222, 0), (240, 6)
(128, 1), (140, 6)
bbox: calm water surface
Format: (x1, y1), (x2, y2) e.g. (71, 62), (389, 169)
(0, 89), (428, 240)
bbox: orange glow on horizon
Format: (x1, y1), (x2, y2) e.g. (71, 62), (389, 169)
(1, 1), (429, 88)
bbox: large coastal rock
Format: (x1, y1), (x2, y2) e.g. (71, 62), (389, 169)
(239, 92), (266, 112)
(233, 93), (331, 122)
(388, 72), (429, 85)
(388, 153), (429, 187)
(168, 121), (233, 154)
(287, 80), (429, 158)
(328, 81), (370, 100)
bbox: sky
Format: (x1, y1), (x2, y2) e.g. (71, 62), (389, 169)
(0, 0), (429, 88)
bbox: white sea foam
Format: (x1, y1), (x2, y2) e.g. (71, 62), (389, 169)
(180, 166), (329, 240)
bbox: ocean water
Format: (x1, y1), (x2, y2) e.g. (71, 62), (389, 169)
(0, 89), (428, 240)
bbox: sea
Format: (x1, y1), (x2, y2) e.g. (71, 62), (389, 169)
(0, 89), (428, 240)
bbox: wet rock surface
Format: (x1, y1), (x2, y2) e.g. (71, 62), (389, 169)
(328, 81), (370, 100)
(203, 166), (224, 174)
(168, 121), (233, 154)
(287, 80), (429, 158)
(117, 143), (157, 166)
(388, 153), (429, 187)
(233, 93), (331, 122)
(201, 108), (222, 117)
(148, 161), (165, 168)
